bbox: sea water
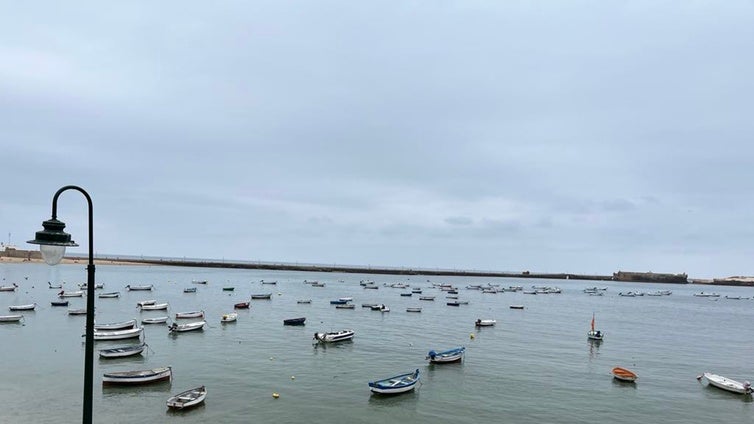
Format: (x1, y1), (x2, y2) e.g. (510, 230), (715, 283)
(1, 263), (752, 423)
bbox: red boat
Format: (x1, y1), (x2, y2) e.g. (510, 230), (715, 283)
(234, 302), (250, 309)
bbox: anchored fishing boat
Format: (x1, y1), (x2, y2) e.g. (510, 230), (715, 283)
(612, 367), (638, 382)
(221, 312), (238, 323)
(251, 293), (272, 300)
(94, 319), (137, 331)
(426, 347), (465, 363)
(9, 303), (36, 311)
(98, 292), (120, 299)
(406, 307), (422, 313)
(175, 310), (204, 319)
(475, 319), (496, 327)
(136, 300), (156, 307)
(102, 366), (172, 385)
(139, 303), (169, 311)
(0, 314), (24, 323)
(699, 372), (752, 394)
(93, 327), (144, 340)
(368, 369), (420, 395)
(234, 301), (250, 309)
(283, 317), (306, 326)
(125, 284), (154, 291)
(51, 300), (69, 307)
(166, 385), (207, 409)
(183, 287), (197, 293)
(313, 329), (355, 343)
(296, 299), (312, 304)
(99, 342), (148, 359)
(68, 309), (87, 315)
(0, 283), (18, 291)
(142, 316), (169, 325)
(169, 321), (205, 333)
(58, 290), (84, 298)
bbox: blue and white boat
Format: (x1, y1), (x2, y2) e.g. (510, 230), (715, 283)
(426, 346), (465, 363)
(368, 369), (420, 394)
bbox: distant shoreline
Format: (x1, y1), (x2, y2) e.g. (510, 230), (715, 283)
(3, 252), (753, 287)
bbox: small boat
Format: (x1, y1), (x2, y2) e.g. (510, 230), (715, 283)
(234, 302), (250, 309)
(612, 367), (638, 382)
(183, 287), (197, 293)
(313, 329), (355, 343)
(311, 282), (326, 287)
(411, 288), (422, 294)
(362, 303), (378, 308)
(221, 312), (238, 323)
(142, 316), (169, 325)
(426, 346), (465, 363)
(79, 283), (104, 290)
(446, 302), (460, 307)
(59, 290), (84, 298)
(475, 319), (496, 327)
(0, 283), (18, 291)
(338, 297), (353, 302)
(102, 366), (172, 386)
(98, 292), (120, 299)
(406, 307), (422, 313)
(139, 302), (169, 311)
(169, 321), (205, 333)
(125, 284), (154, 291)
(175, 310), (204, 319)
(419, 296), (435, 301)
(251, 293), (272, 300)
(94, 327), (144, 340)
(509, 305), (525, 310)
(0, 314), (24, 323)
(369, 304), (389, 312)
(283, 317), (306, 326)
(48, 282), (62, 289)
(94, 319), (137, 331)
(330, 299), (349, 305)
(167, 385), (207, 410)
(68, 309), (87, 315)
(694, 292), (720, 298)
(261, 280), (278, 285)
(192, 280), (208, 285)
(400, 293), (412, 297)
(363, 285), (379, 290)
(297, 299), (312, 304)
(368, 369), (420, 395)
(9, 303), (36, 311)
(336, 304), (355, 309)
(51, 300), (69, 307)
(99, 343), (147, 359)
(587, 313), (604, 340)
(700, 372), (752, 394)
(725, 296), (749, 300)
(222, 287), (235, 291)
(136, 300), (156, 307)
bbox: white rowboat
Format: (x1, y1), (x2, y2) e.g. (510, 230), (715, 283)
(102, 366), (171, 385)
(169, 321), (205, 333)
(94, 319), (137, 331)
(139, 303), (168, 311)
(167, 385), (207, 409)
(99, 343), (147, 359)
(93, 327), (144, 340)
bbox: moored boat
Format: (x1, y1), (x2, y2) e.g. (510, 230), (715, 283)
(169, 321), (205, 333)
(51, 300), (69, 307)
(700, 372), (752, 394)
(335, 304), (355, 309)
(0, 314), (24, 323)
(222, 287), (235, 291)
(175, 310), (204, 319)
(251, 293), (272, 300)
(102, 366), (172, 386)
(694, 292), (720, 298)
(59, 290), (84, 298)
(612, 367), (638, 382)
(139, 302), (169, 311)
(406, 307), (422, 312)
(94, 319), (137, 331)
(0, 283), (18, 291)
(183, 287), (197, 293)
(234, 302), (250, 309)
(313, 329), (355, 343)
(167, 385), (207, 409)
(94, 327), (144, 340)
(99, 342), (147, 359)
(98, 292), (120, 299)
(296, 299), (312, 304)
(283, 317), (306, 326)
(426, 346), (465, 363)
(142, 316), (169, 325)
(509, 305), (525, 310)
(475, 319), (496, 327)
(68, 308), (87, 315)
(221, 312), (238, 323)
(368, 369), (420, 395)
(125, 284), (154, 291)
(419, 296), (435, 301)
(136, 300), (156, 307)
(587, 313), (604, 340)
(9, 303), (36, 311)
(48, 282), (62, 289)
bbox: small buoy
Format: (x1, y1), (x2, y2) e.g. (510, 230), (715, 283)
(272, 392), (280, 398)
(269, 356), (274, 360)
(291, 376), (295, 380)
(470, 333), (475, 339)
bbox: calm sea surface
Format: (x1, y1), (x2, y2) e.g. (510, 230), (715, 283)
(1, 263), (753, 423)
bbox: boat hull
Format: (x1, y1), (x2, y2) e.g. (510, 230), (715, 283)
(284, 317), (306, 326)
(612, 367), (637, 382)
(314, 330), (355, 343)
(703, 373), (752, 394)
(167, 386), (207, 409)
(99, 343), (147, 358)
(369, 369), (420, 395)
(94, 327), (144, 340)
(102, 367), (172, 386)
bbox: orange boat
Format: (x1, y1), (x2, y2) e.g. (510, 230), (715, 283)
(612, 367), (638, 382)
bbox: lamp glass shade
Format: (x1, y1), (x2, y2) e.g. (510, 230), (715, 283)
(40, 244), (66, 265)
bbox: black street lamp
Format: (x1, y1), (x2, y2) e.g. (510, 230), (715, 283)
(28, 185), (95, 424)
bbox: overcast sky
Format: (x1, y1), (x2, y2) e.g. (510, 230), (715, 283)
(2, 1), (753, 278)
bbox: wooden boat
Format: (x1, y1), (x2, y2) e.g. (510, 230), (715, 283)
(587, 313), (604, 340)
(99, 342), (147, 359)
(700, 372), (752, 394)
(9, 303), (36, 311)
(330, 299), (349, 305)
(234, 302), (250, 309)
(406, 307), (422, 313)
(283, 317), (306, 326)
(98, 292), (120, 299)
(400, 293), (412, 297)
(192, 280), (208, 285)
(0, 314), (24, 322)
(94, 327), (144, 340)
(221, 312), (238, 323)
(368, 369), (420, 394)
(335, 304), (355, 309)
(175, 310), (204, 319)
(48, 282), (62, 289)
(139, 302), (169, 311)
(136, 300), (156, 307)
(51, 300), (69, 307)
(142, 316), (169, 325)
(183, 287), (197, 293)
(102, 366), (172, 386)
(510, 305), (525, 309)
(419, 296), (435, 301)
(612, 367), (638, 382)
(222, 287), (235, 291)
(169, 321), (205, 333)
(0, 283), (18, 291)
(125, 284), (153, 291)
(313, 329), (355, 343)
(296, 299), (312, 304)
(167, 385), (207, 409)
(68, 309), (87, 315)
(94, 319), (137, 331)
(446, 302), (460, 307)
(251, 293), (272, 300)
(426, 346), (465, 363)
(475, 319), (496, 327)
(59, 290), (84, 298)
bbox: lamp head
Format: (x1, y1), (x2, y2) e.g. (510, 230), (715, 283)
(27, 218), (79, 265)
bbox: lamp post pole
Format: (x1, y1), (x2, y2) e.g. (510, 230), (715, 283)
(32, 185), (95, 424)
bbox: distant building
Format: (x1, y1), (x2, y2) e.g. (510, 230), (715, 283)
(613, 271), (688, 284)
